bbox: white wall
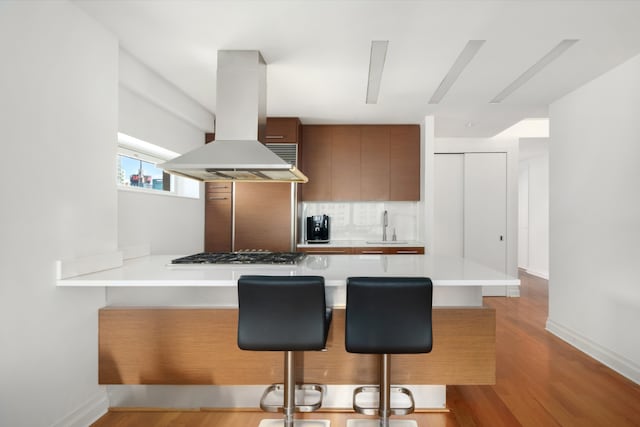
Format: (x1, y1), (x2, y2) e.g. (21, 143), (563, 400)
(519, 138), (549, 278)
(518, 165), (529, 268)
(117, 52), (213, 255)
(548, 53), (640, 383)
(0, 2), (118, 426)
(421, 116), (436, 251)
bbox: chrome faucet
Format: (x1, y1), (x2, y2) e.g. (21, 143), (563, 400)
(382, 210), (388, 241)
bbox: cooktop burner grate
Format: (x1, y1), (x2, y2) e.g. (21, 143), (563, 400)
(170, 251), (307, 265)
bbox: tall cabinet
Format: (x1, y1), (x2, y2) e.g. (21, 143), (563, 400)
(204, 118), (301, 252)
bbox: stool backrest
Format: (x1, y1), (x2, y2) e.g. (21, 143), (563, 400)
(238, 275), (328, 351)
(345, 277), (433, 354)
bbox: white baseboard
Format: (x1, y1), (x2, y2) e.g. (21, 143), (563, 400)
(51, 390), (109, 427)
(546, 319), (640, 385)
(107, 384), (446, 410)
(506, 285), (520, 298)
(482, 285), (506, 297)
(526, 269), (549, 280)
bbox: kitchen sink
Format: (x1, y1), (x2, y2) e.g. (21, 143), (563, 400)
(365, 241), (408, 245)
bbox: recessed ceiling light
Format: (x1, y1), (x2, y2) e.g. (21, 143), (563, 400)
(490, 39), (579, 103)
(366, 40), (389, 104)
(428, 40), (486, 104)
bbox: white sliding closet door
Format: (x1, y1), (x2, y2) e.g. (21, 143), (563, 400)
(464, 152), (507, 275)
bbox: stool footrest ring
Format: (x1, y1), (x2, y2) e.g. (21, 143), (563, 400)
(260, 383), (324, 413)
(352, 385), (416, 416)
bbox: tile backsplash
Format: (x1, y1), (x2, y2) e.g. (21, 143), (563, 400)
(300, 202), (419, 242)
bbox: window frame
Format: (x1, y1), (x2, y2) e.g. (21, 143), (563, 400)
(116, 132), (200, 199)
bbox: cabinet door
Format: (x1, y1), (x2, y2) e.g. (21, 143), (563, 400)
(204, 183), (232, 252)
(390, 247), (425, 254)
(300, 126), (332, 201)
(297, 247), (354, 255)
(353, 247), (387, 255)
(389, 125), (420, 201)
(361, 125), (390, 200)
(464, 153), (507, 274)
(234, 182), (293, 252)
(331, 125), (361, 201)
(265, 117), (300, 143)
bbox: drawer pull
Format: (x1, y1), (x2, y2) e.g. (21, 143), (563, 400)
(265, 135), (285, 139)
(207, 197), (229, 201)
(361, 250), (384, 254)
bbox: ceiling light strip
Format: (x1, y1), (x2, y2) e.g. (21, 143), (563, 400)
(490, 39), (579, 104)
(428, 40), (486, 104)
(366, 40), (389, 104)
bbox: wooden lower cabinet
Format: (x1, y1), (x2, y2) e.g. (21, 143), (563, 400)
(297, 246), (424, 255)
(99, 307), (495, 386)
(297, 246), (354, 255)
(353, 247), (425, 255)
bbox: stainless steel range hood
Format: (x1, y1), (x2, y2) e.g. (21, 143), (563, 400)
(159, 50), (308, 182)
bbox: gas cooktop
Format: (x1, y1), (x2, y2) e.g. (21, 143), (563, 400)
(170, 251), (307, 265)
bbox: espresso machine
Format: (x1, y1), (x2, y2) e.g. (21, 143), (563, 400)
(306, 215), (330, 243)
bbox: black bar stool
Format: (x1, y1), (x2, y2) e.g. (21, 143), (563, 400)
(345, 277), (433, 427)
(237, 275), (332, 427)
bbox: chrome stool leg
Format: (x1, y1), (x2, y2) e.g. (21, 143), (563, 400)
(259, 351), (329, 426)
(349, 354), (418, 427)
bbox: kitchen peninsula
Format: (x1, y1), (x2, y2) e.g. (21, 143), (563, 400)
(58, 253), (519, 409)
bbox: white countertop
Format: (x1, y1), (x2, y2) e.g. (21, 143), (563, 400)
(297, 240), (424, 248)
(57, 254), (519, 288)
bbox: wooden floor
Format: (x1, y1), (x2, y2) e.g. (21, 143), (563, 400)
(92, 273), (640, 426)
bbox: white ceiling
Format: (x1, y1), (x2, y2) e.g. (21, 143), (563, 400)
(74, 0), (640, 137)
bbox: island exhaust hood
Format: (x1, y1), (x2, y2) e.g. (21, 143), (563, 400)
(159, 50), (308, 182)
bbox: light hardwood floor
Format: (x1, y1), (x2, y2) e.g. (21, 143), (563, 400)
(91, 273), (640, 426)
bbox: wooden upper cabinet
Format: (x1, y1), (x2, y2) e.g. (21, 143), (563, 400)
(300, 124), (419, 202)
(301, 126), (333, 201)
(264, 117), (301, 143)
(389, 125), (420, 201)
(331, 126), (361, 201)
(361, 125), (390, 200)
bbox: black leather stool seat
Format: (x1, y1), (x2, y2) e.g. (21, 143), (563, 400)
(346, 276), (432, 354)
(345, 276), (433, 427)
(238, 275), (332, 351)
(237, 275), (332, 427)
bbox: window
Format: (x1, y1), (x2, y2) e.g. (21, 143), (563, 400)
(117, 132), (199, 198)
(118, 153), (171, 191)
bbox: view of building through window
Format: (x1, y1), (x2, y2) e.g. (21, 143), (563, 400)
(117, 154), (168, 191)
